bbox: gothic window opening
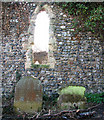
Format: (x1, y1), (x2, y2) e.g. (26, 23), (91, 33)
(32, 11), (50, 65)
(25, 5), (56, 69)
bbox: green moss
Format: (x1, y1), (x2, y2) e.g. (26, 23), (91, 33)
(59, 86), (86, 97)
(31, 64), (49, 69)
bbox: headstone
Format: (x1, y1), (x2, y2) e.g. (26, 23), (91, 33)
(57, 86), (86, 110)
(14, 76), (43, 113)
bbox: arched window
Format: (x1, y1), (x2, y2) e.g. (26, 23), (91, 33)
(25, 4), (56, 69)
(32, 11), (50, 65)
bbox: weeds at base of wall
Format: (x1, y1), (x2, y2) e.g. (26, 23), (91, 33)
(31, 64), (50, 69)
(85, 92), (104, 103)
(2, 92), (104, 116)
(42, 92), (59, 110)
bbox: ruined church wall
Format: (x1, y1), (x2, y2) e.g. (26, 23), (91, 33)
(0, 2), (3, 116)
(25, 3), (103, 95)
(1, 2), (104, 103)
(1, 2), (33, 101)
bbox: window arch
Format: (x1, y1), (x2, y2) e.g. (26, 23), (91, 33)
(25, 4), (56, 69)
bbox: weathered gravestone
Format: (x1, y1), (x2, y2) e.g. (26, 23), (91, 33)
(14, 76), (43, 113)
(57, 86), (86, 110)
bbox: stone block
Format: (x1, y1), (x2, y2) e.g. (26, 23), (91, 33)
(57, 86), (86, 110)
(14, 76), (43, 113)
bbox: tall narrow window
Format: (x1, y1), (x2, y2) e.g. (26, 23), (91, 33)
(32, 11), (50, 65)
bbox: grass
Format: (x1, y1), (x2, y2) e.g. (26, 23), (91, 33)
(31, 64), (49, 69)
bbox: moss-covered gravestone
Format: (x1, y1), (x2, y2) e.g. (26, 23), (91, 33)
(14, 76), (43, 113)
(57, 86), (86, 110)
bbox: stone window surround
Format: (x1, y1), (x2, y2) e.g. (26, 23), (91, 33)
(25, 4), (56, 69)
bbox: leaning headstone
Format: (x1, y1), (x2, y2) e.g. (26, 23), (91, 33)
(14, 76), (43, 113)
(57, 86), (86, 110)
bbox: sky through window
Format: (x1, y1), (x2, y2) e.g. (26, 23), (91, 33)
(33, 11), (50, 53)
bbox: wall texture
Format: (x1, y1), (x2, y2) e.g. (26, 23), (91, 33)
(1, 2), (104, 106)
(0, 2), (3, 117)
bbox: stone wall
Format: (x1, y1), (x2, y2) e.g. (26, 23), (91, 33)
(0, 1), (3, 117)
(1, 2), (104, 104)
(1, 2), (30, 104)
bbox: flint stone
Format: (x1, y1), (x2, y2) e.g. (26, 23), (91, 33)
(14, 76), (43, 113)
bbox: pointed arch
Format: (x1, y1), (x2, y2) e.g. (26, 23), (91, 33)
(25, 4), (57, 69)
